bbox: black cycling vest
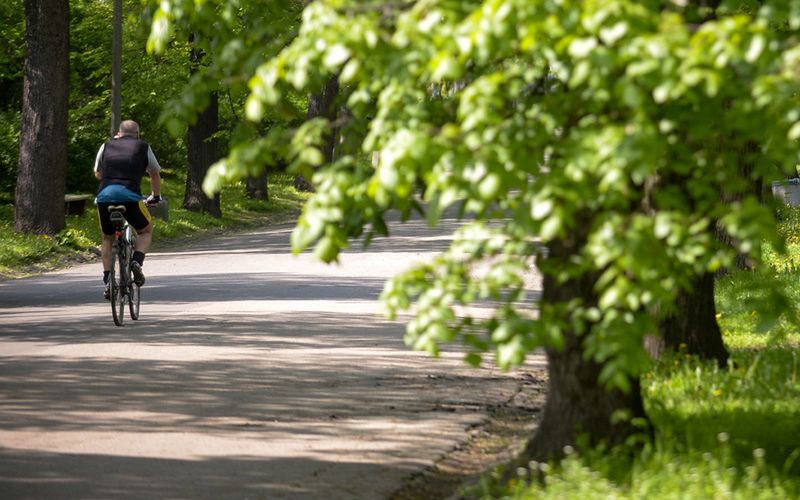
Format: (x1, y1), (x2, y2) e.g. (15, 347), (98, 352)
(98, 136), (150, 195)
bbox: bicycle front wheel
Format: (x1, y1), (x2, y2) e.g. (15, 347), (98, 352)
(129, 281), (140, 320)
(124, 227), (140, 320)
(110, 248), (125, 326)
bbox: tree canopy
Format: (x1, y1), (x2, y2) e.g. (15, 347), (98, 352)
(150, 0), (800, 369)
(148, 0), (800, 456)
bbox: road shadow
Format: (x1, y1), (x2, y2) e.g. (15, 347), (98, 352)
(0, 212), (547, 498)
(0, 308), (539, 498)
(0, 273), (389, 310)
(154, 216), (468, 256)
(0, 451), (423, 499)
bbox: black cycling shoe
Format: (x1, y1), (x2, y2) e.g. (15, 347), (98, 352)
(130, 261), (145, 286)
(104, 282), (111, 301)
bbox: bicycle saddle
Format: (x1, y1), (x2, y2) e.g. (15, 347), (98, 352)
(108, 205), (126, 222)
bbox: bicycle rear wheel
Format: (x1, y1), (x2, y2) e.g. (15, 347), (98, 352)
(110, 248), (125, 326)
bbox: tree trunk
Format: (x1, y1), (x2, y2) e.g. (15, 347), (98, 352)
(650, 134), (737, 365)
(657, 139), (752, 366)
(659, 272), (729, 366)
(14, 0), (70, 235)
(246, 169), (268, 201)
(110, 0), (122, 136)
(184, 91), (221, 217)
(528, 347), (647, 460)
(519, 237), (649, 463)
(716, 140), (761, 274)
(184, 43), (221, 217)
(294, 75), (339, 192)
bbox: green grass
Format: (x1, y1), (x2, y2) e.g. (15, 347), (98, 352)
(479, 341), (800, 499)
(476, 210), (800, 499)
(0, 171), (310, 279)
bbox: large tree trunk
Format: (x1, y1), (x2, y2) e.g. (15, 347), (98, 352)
(530, 348), (647, 460)
(14, 0), (69, 235)
(294, 75), (339, 192)
(520, 237), (649, 463)
(184, 43), (221, 217)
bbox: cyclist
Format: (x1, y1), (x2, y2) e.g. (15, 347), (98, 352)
(94, 120), (162, 300)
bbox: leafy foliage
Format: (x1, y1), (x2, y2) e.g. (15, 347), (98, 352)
(150, 1), (800, 389)
(0, 0), (190, 199)
(145, 0), (305, 180)
(0, 0), (24, 112)
(0, 110), (19, 199)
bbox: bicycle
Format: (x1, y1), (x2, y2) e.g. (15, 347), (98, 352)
(107, 205), (140, 326)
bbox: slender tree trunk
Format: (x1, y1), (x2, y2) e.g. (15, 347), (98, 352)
(659, 272), (729, 366)
(14, 0), (69, 235)
(246, 169), (268, 201)
(184, 42), (221, 217)
(184, 91), (221, 217)
(717, 140), (761, 273)
(654, 228), (730, 366)
(519, 237), (649, 464)
(656, 139), (755, 366)
(295, 75), (339, 192)
(651, 136), (737, 365)
(110, 0), (122, 136)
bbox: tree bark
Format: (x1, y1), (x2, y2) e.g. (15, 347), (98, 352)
(294, 75), (339, 192)
(246, 169), (269, 201)
(656, 139), (753, 366)
(184, 90), (221, 217)
(184, 43), (221, 217)
(14, 0), (70, 235)
(716, 139), (761, 274)
(110, 0), (122, 136)
(659, 272), (729, 366)
(519, 237), (649, 463)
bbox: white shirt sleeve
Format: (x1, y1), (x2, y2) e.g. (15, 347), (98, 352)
(146, 146), (162, 174)
(93, 144), (105, 173)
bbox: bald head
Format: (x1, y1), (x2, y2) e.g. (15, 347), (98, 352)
(118, 120), (140, 138)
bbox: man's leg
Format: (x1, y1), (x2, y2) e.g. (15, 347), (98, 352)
(101, 234), (115, 271)
(101, 234), (114, 300)
(97, 202), (116, 299)
(134, 221), (153, 254)
(130, 221), (153, 286)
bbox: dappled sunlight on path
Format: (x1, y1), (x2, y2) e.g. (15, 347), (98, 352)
(0, 217), (544, 499)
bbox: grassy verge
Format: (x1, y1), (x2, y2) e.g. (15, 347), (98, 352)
(0, 172), (310, 279)
(479, 303), (800, 498)
(476, 215), (800, 498)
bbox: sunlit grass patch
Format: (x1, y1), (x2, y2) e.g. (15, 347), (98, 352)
(644, 350), (800, 476)
(493, 442), (798, 499)
(485, 259), (800, 499)
(715, 271), (800, 349)
(486, 346), (800, 499)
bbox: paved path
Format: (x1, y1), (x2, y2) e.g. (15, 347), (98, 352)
(0, 217), (543, 499)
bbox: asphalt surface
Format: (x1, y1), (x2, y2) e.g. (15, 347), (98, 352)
(0, 216), (544, 499)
